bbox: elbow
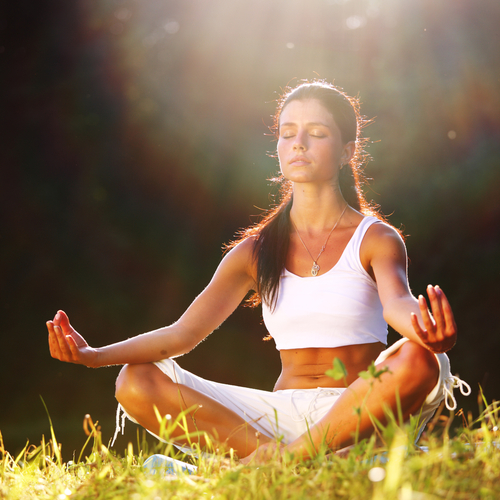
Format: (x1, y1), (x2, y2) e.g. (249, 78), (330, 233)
(381, 295), (409, 325)
(168, 318), (210, 358)
(382, 304), (395, 325)
(186, 334), (205, 353)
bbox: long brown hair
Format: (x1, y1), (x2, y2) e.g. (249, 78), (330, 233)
(227, 80), (384, 309)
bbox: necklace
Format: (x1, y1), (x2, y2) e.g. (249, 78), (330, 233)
(291, 204), (348, 277)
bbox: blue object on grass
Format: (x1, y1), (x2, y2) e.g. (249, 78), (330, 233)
(143, 454), (198, 476)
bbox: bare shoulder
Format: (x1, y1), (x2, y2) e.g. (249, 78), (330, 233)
(224, 236), (256, 263)
(218, 236), (257, 283)
(360, 219), (407, 274)
(364, 219), (405, 251)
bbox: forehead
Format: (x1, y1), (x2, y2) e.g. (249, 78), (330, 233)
(279, 99), (335, 126)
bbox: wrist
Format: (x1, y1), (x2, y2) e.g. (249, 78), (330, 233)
(89, 347), (102, 368)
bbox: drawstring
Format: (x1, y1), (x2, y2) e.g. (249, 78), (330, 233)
(290, 388), (342, 422)
(111, 403), (127, 447)
(443, 375), (471, 411)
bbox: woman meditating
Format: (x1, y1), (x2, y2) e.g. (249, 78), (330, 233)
(47, 81), (467, 462)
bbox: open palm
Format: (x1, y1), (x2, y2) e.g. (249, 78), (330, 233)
(411, 285), (457, 354)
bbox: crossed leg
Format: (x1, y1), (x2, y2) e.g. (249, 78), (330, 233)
(282, 340), (440, 460)
(115, 363), (272, 458)
(116, 340), (439, 461)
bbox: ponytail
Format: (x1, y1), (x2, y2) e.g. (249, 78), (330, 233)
(251, 194), (292, 309)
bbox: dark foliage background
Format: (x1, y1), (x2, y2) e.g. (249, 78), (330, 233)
(1, 0), (499, 459)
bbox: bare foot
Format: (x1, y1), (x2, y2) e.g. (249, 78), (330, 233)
(240, 442), (285, 465)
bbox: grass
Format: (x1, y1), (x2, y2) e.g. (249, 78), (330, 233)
(1, 398), (499, 500)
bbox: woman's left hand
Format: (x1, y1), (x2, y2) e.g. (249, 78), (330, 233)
(411, 285), (457, 353)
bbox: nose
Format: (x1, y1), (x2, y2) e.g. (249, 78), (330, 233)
(293, 130), (308, 151)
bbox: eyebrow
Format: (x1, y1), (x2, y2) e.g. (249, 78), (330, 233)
(279, 121), (331, 128)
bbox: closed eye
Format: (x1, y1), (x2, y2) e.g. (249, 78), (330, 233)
(279, 126), (328, 139)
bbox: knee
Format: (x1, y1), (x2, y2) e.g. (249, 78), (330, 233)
(115, 363), (170, 408)
(396, 341), (439, 393)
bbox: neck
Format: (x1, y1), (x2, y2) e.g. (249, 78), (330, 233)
(290, 183), (348, 233)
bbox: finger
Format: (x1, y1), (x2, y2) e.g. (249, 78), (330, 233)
(47, 321), (63, 357)
(47, 321), (61, 358)
(427, 285), (445, 338)
(53, 324), (73, 361)
(418, 294), (435, 334)
(66, 335), (82, 361)
(436, 286), (457, 335)
(56, 310), (72, 335)
(411, 312), (430, 346)
(410, 312), (424, 335)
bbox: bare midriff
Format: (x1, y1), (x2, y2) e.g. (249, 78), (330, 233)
(274, 342), (386, 391)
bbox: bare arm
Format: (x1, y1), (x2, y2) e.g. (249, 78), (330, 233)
(363, 223), (456, 353)
(47, 239), (256, 368)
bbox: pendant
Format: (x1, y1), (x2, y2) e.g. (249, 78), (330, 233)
(311, 262), (320, 277)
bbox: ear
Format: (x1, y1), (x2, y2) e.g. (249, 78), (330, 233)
(340, 141), (356, 165)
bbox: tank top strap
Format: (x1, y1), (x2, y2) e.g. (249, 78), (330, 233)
(339, 216), (383, 274)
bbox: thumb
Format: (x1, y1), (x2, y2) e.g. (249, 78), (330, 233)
(56, 310), (72, 333)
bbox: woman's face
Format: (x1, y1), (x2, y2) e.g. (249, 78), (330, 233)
(277, 98), (354, 185)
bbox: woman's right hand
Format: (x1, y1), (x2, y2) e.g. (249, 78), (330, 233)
(47, 310), (98, 367)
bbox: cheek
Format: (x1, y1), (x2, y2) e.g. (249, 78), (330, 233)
(320, 143), (341, 164)
(277, 141), (285, 163)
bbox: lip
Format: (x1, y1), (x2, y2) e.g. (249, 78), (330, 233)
(290, 156), (311, 165)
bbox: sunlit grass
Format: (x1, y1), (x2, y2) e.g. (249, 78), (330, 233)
(1, 397), (499, 500)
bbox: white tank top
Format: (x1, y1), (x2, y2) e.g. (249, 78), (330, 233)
(262, 216), (388, 350)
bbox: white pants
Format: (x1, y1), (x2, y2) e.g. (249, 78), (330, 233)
(114, 338), (470, 446)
